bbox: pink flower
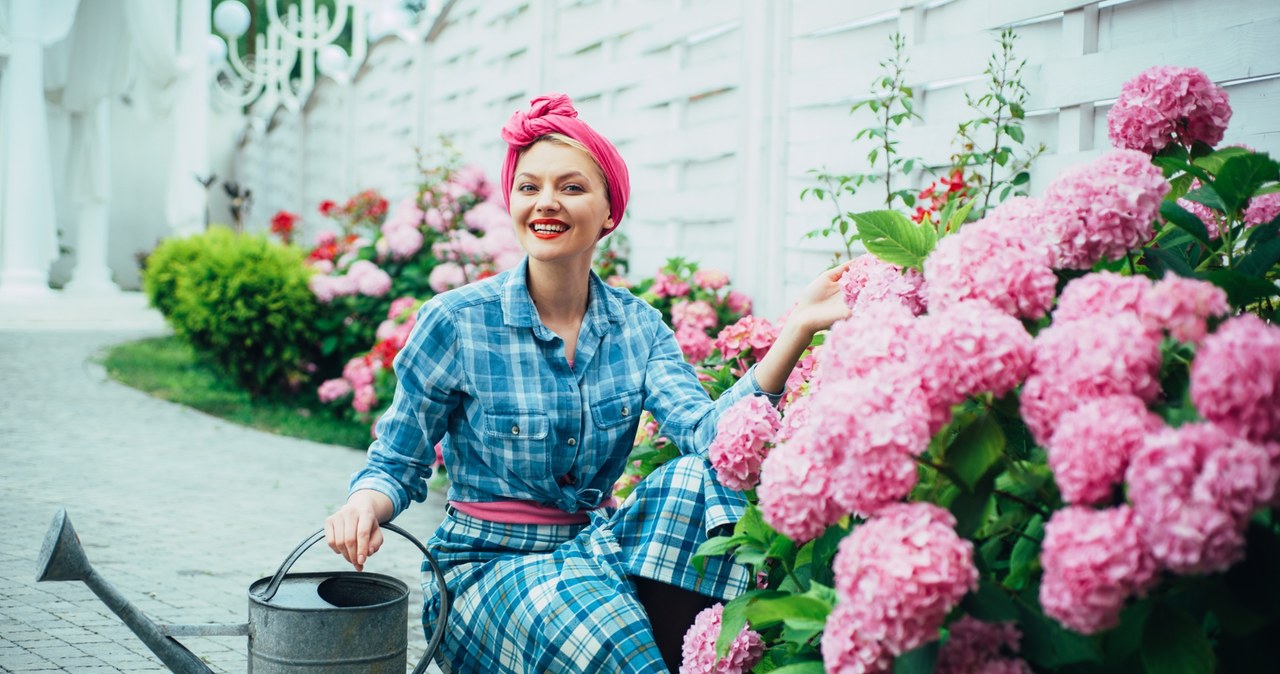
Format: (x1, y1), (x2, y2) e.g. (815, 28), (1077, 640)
(1244, 192), (1280, 227)
(1191, 314), (1280, 443)
(652, 271), (691, 298)
(673, 299), (719, 333)
(388, 296), (418, 321)
(911, 300), (1034, 414)
(384, 226), (424, 260)
(830, 503), (978, 657)
(1020, 314), (1162, 444)
(676, 324), (715, 363)
(758, 436), (842, 542)
(429, 262), (467, 293)
(463, 201), (512, 233)
(814, 301), (918, 389)
(1107, 65), (1232, 154)
(1052, 272), (1150, 323)
(679, 603), (765, 674)
(923, 219), (1057, 319)
(423, 208), (449, 232)
(1126, 422), (1276, 574)
(352, 384), (378, 414)
(839, 255), (927, 316)
(935, 617), (1032, 674)
(356, 267), (393, 297)
(309, 274), (338, 303)
(1039, 506), (1157, 634)
(981, 196), (1078, 270)
(709, 396), (782, 491)
(317, 378), (353, 403)
(1178, 179), (1226, 239)
(725, 290), (753, 315)
(1044, 150), (1170, 268)
(693, 268), (730, 291)
(606, 274), (632, 288)
(1141, 275), (1228, 343)
(342, 355), (375, 388)
(823, 602), (892, 674)
(1047, 396), (1162, 506)
(714, 315), (778, 362)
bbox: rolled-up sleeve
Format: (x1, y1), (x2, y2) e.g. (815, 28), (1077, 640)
(349, 300), (464, 517)
(641, 310), (781, 457)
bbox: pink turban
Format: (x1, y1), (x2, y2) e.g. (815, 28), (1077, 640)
(500, 93), (630, 234)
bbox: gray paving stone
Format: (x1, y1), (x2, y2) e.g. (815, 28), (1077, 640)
(1, 324), (448, 672)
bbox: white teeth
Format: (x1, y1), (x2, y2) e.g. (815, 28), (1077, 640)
(532, 224), (568, 233)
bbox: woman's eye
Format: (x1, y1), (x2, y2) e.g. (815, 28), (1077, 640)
(563, 184), (584, 192)
(517, 184), (536, 193)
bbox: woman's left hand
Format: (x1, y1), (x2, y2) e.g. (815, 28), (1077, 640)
(790, 260), (855, 336)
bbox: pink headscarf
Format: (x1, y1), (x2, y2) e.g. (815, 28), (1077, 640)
(500, 93), (630, 234)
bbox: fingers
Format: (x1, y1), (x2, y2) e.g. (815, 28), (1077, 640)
(324, 505), (380, 572)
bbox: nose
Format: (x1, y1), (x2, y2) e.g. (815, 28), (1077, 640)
(534, 188), (558, 213)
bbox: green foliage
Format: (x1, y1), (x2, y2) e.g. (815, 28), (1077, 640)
(162, 226), (320, 395)
(143, 230), (214, 318)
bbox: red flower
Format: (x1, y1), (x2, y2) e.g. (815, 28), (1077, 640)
(270, 210), (299, 244)
(318, 200), (338, 216)
(372, 338), (401, 368)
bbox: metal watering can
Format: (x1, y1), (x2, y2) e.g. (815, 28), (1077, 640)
(36, 507), (450, 673)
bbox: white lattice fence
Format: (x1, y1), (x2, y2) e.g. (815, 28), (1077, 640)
(233, 0), (1280, 316)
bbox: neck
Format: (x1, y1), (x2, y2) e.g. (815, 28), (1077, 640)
(526, 255), (592, 323)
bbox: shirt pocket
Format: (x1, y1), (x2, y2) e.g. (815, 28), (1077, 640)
(591, 389), (643, 430)
(483, 410), (551, 478)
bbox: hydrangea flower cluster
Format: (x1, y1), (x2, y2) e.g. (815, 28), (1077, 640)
(318, 297), (421, 416)
(1043, 150), (1170, 268)
(709, 395), (782, 491)
(679, 603), (765, 674)
(1106, 65), (1231, 154)
(1038, 506), (1157, 634)
(838, 255), (927, 316)
(714, 315), (778, 363)
(1190, 314), (1280, 443)
(935, 617), (1032, 674)
(309, 258), (394, 302)
(823, 504), (978, 673)
(923, 219), (1057, 319)
(1126, 422), (1277, 574)
(1046, 395), (1162, 506)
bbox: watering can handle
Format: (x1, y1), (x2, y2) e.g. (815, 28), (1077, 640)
(253, 523), (450, 674)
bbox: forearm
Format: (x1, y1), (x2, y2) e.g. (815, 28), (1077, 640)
(753, 318), (816, 395)
(348, 488), (396, 523)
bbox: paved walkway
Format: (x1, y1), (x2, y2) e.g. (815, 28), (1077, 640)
(0, 292), (448, 672)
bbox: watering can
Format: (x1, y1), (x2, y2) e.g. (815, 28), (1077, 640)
(36, 507), (450, 673)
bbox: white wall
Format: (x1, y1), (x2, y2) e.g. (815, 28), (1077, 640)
(234, 0), (1280, 317)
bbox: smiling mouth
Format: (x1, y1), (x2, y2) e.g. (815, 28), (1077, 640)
(531, 221), (569, 237)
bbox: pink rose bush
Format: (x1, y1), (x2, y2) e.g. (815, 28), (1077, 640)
(682, 64), (1280, 674)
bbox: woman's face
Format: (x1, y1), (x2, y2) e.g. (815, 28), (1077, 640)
(509, 141), (612, 267)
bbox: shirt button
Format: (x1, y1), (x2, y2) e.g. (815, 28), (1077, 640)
(567, 438), (577, 446)
(621, 406), (630, 417)
(511, 425), (520, 435)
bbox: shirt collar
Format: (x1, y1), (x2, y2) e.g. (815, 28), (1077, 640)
(500, 256), (626, 332)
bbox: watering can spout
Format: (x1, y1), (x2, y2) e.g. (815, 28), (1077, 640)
(36, 507), (221, 674)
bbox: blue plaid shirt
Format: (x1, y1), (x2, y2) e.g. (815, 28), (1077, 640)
(350, 257), (779, 517)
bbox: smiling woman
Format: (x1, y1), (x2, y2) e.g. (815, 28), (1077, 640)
(320, 93), (853, 673)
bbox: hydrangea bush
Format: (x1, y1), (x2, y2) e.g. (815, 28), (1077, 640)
(684, 65), (1280, 674)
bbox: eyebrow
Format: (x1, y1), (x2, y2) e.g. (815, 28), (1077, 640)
(514, 171), (593, 182)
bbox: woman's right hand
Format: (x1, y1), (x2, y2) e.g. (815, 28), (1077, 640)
(325, 490), (394, 572)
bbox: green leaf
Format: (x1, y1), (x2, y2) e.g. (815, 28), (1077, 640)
(1246, 213), (1280, 249)
(1011, 171), (1030, 186)
(893, 642), (939, 674)
(1018, 592), (1104, 667)
(1153, 156), (1213, 184)
(963, 578), (1020, 622)
(745, 594), (833, 630)
(853, 210), (938, 270)
(716, 592), (759, 660)
(1143, 246), (1196, 278)
(1182, 184), (1229, 214)
(1198, 269), (1280, 305)
(1214, 153), (1280, 214)
(1159, 200), (1212, 246)
(944, 198), (976, 234)
(1140, 603), (1215, 674)
(1192, 145), (1253, 174)
(764, 662), (826, 674)
(736, 504), (774, 544)
(1004, 124), (1025, 144)
(949, 473), (995, 538)
(943, 412), (1006, 490)
(1237, 237), (1280, 277)
(1004, 515), (1043, 591)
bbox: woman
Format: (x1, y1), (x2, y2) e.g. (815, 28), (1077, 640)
(325, 93), (851, 672)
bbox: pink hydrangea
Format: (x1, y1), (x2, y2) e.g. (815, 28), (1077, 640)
(352, 384), (378, 414)
(1043, 151), (1170, 268)
(1047, 395), (1162, 506)
(1126, 422), (1276, 574)
(1039, 505), (1157, 634)
(679, 603), (765, 674)
(1106, 65), (1232, 154)
(676, 324), (715, 363)
(388, 296), (418, 320)
(673, 300), (719, 333)
(758, 434), (842, 542)
(1245, 192), (1280, 227)
(463, 201), (512, 233)
(342, 355), (375, 388)
(814, 301), (919, 390)
(980, 196), (1073, 269)
(823, 602), (892, 674)
(1140, 275), (1228, 343)
(309, 274), (339, 303)
(911, 300), (1034, 415)
(829, 503), (978, 657)
(693, 268), (730, 291)
(1052, 272), (1150, 323)
(709, 396), (782, 491)
(429, 262), (467, 293)
(1019, 314), (1162, 444)
(714, 315), (778, 362)
(423, 207), (449, 232)
(384, 226), (425, 260)
(725, 290), (753, 315)
(839, 255), (928, 316)
(923, 219), (1057, 319)
(317, 378), (353, 403)
(652, 271), (692, 298)
(935, 617), (1032, 674)
(1191, 314), (1280, 443)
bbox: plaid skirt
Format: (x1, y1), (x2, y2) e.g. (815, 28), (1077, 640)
(420, 454), (751, 673)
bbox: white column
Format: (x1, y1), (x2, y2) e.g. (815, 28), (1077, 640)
(0, 1), (75, 297)
(167, 0), (213, 236)
(65, 99), (119, 294)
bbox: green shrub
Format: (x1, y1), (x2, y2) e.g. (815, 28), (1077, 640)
(142, 229), (226, 318)
(165, 227), (320, 395)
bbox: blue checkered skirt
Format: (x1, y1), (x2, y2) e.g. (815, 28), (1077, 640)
(419, 455), (750, 673)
